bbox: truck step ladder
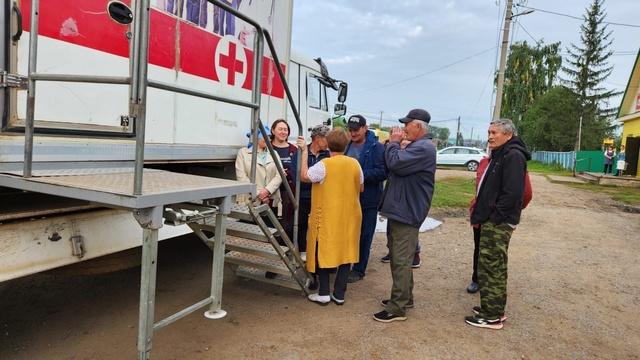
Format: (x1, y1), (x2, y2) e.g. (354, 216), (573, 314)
(185, 203), (314, 294)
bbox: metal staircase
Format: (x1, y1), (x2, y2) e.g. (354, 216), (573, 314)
(178, 203), (313, 294)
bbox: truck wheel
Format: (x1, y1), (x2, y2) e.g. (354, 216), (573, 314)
(45, 248), (142, 276)
(466, 161), (479, 172)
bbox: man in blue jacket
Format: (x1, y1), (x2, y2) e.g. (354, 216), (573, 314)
(374, 108), (436, 323)
(344, 115), (387, 283)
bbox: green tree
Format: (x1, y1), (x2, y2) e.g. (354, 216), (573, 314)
(429, 125), (450, 144)
(522, 86), (580, 151)
(563, 0), (620, 150)
(501, 40), (562, 136)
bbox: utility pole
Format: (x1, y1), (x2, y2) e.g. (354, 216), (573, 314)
(493, 2), (534, 122)
(492, 0), (513, 122)
(455, 116), (461, 146)
(379, 111), (383, 128)
(470, 127), (474, 147)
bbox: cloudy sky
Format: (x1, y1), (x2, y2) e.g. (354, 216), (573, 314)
(291, 0), (640, 142)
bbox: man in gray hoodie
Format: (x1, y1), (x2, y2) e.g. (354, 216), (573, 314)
(373, 108), (437, 323)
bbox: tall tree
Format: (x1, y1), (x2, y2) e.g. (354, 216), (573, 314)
(522, 86), (580, 151)
(501, 40), (562, 136)
(563, 0), (620, 150)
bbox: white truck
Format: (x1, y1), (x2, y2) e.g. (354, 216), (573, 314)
(0, 0), (347, 282)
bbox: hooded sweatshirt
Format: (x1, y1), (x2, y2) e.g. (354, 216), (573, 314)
(470, 136), (531, 226)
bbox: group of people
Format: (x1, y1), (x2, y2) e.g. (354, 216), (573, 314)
(603, 145), (627, 176)
(234, 109), (532, 330)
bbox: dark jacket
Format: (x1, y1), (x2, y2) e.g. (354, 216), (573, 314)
(290, 145), (330, 200)
(344, 130), (387, 209)
(470, 136), (531, 226)
(378, 134), (437, 228)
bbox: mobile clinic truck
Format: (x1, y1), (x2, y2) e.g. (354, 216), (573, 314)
(0, 0), (347, 282)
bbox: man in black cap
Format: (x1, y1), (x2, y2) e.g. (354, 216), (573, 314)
(374, 108), (436, 323)
(343, 115), (387, 283)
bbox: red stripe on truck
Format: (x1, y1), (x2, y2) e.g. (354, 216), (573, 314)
(20, 0), (284, 98)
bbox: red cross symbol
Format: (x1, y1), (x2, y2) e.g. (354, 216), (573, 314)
(218, 42), (245, 86)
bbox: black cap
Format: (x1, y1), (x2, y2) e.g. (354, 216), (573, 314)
(347, 115), (367, 129)
(399, 108), (431, 124)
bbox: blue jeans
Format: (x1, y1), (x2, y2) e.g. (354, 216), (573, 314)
(351, 207), (377, 277)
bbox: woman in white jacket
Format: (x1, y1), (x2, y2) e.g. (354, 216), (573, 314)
(235, 126), (283, 222)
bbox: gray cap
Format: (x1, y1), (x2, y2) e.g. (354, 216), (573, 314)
(310, 124), (330, 138)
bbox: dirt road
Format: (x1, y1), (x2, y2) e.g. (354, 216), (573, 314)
(1, 170), (639, 359)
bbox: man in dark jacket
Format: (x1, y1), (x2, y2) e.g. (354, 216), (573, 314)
(465, 118), (531, 330)
(373, 108), (436, 323)
(344, 115), (387, 283)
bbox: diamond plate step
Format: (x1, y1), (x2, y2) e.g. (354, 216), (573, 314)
(223, 219), (279, 242)
(233, 266), (306, 291)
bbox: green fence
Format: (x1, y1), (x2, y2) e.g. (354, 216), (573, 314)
(575, 150), (610, 172)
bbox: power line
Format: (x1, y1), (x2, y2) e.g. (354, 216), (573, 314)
(520, 5), (640, 28)
(354, 47), (497, 94)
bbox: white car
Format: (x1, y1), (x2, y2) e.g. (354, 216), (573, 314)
(436, 146), (487, 171)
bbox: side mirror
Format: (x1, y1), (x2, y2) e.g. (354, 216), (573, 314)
(337, 82), (348, 103)
(334, 103), (346, 116)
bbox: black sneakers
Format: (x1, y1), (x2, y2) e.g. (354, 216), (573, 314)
(465, 314), (503, 329)
(373, 310), (406, 323)
(381, 298), (414, 308)
(381, 253), (421, 268)
(472, 306), (507, 322)
(330, 293), (344, 306)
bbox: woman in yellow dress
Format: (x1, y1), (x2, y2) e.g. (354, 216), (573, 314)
(297, 128), (363, 306)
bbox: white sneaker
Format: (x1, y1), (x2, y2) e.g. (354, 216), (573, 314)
(300, 252), (307, 262)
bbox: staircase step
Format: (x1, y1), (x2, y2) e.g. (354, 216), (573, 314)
(225, 251), (295, 276)
(576, 174), (598, 184)
(223, 219), (279, 242)
(233, 266), (306, 291)
(225, 236), (290, 261)
(229, 203), (272, 221)
(229, 203), (254, 221)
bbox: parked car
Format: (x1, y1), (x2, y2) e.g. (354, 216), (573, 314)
(436, 146), (487, 171)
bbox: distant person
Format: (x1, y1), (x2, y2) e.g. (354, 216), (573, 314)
(374, 109), (436, 323)
(603, 146), (615, 175)
(466, 145), (533, 294)
(270, 119), (297, 227)
(465, 119), (530, 330)
(616, 145), (626, 176)
(297, 128), (363, 306)
(288, 125), (331, 260)
(343, 115), (387, 283)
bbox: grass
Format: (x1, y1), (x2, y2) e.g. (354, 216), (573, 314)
(432, 160), (640, 209)
(432, 176), (475, 209)
(527, 160), (572, 176)
(566, 183), (640, 206)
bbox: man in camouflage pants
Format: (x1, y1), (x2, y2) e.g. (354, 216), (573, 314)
(466, 119), (530, 330)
